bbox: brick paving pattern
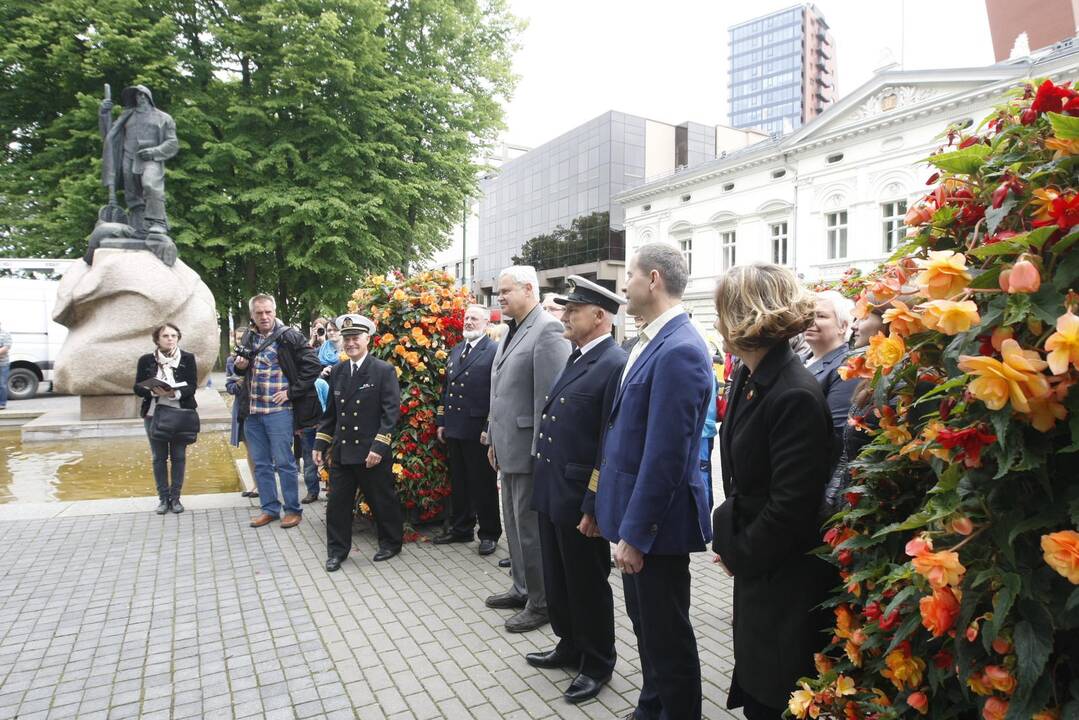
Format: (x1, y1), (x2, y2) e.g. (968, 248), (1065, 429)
(0, 502), (740, 719)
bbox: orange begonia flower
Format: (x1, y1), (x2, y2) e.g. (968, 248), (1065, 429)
(835, 676), (856, 697)
(881, 301), (925, 337)
(1046, 136), (1079, 158)
(983, 697), (1009, 720)
(834, 604), (857, 639)
(392, 288), (407, 302)
(967, 672), (993, 696)
(1045, 309), (1079, 375)
(844, 640), (863, 667)
(920, 300), (981, 335)
(789, 684), (817, 720)
(866, 332), (906, 372)
(1033, 709), (1061, 720)
(908, 691), (929, 715)
(912, 549), (966, 589)
(1041, 530), (1079, 583)
(915, 250), (972, 299)
(1026, 394), (1068, 432)
(881, 645), (926, 690)
(1031, 187), (1062, 221)
(983, 665), (1016, 695)
(958, 339), (1051, 413)
(919, 586), (961, 637)
(839, 354), (873, 381)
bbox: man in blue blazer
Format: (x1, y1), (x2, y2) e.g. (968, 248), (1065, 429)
(527, 276), (627, 705)
(592, 243), (713, 720)
(434, 304), (501, 555)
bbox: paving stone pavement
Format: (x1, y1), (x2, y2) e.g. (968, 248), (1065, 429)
(0, 498), (741, 720)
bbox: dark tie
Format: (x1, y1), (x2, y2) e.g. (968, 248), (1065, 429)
(566, 348), (581, 367)
(461, 342), (472, 361)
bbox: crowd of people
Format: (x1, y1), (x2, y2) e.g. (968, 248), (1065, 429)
(131, 243), (884, 720)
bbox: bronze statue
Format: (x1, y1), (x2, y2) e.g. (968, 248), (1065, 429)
(88, 84), (178, 266)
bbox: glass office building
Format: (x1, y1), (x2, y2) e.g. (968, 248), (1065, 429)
(475, 112), (721, 297)
(728, 4), (837, 136)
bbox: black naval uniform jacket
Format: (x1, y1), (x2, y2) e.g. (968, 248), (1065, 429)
(532, 337), (627, 526)
(314, 355), (400, 465)
(435, 336), (495, 441)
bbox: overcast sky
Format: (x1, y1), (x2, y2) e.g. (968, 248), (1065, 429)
(500, 0), (996, 148)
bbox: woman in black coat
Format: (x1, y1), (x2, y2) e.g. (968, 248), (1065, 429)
(711, 264), (836, 720)
(134, 323), (198, 514)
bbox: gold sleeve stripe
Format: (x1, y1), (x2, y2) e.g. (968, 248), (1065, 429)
(315, 432), (333, 443)
(588, 469), (600, 493)
(437, 406), (445, 415)
(375, 434), (392, 445)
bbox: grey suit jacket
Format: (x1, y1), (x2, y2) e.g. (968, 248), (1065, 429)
(486, 305), (571, 475)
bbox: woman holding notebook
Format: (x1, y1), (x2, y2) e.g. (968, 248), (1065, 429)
(134, 323), (198, 514)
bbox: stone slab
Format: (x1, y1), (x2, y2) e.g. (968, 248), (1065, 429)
(80, 395), (141, 420)
(0, 490), (255, 522)
(20, 387), (230, 442)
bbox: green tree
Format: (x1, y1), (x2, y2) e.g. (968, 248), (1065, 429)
(0, 0), (520, 334)
(511, 211), (623, 270)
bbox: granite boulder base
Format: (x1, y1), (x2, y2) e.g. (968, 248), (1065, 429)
(52, 248), (218, 397)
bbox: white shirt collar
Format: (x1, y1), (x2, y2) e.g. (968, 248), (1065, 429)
(639, 304), (685, 343)
(576, 334), (609, 360)
(351, 354), (368, 372)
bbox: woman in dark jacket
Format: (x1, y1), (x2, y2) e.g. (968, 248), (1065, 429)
(804, 290), (858, 471)
(134, 323), (198, 514)
(711, 264), (836, 720)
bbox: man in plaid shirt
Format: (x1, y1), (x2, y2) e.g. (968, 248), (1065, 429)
(0, 320), (11, 409)
(233, 294), (322, 528)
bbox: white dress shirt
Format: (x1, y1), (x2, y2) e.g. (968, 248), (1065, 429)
(620, 304), (685, 386)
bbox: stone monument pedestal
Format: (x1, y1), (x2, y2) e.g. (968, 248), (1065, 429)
(81, 395), (142, 421)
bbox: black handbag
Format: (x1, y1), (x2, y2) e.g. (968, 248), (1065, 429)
(150, 404), (200, 444)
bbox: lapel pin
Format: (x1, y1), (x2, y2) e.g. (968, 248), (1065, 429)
(746, 388), (755, 401)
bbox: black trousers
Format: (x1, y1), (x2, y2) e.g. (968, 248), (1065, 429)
(537, 511), (615, 678)
(622, 554), (701, 720)
(446, 437), (501, 541)
(326, 460), (403, 559)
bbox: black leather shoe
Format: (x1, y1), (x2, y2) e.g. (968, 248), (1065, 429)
(432, 532), (472, 545)
(525, 647), (580, 669)
(373, 547), (400, 562)
(485, 590), (527, 609)
(326, 557), (343, 572)
(478, 539), (497, 556)
(564, 672), (610, 704)
(155, 500), (169, 515)
(498, 558), (511, 568)
(300, 493), (319, 504)
(170, 500), (184, 513)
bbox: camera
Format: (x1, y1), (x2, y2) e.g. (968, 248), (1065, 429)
(233, 329), (254, 361)
(316, 326), (326, 337)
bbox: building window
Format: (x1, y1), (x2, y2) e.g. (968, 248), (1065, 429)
(826, 211), (848, 259)
(881, 200), (908, 253)
(721, 231), (736, 270)
(770, 222), (789, 264)
(455, 261), (462, 280)
(679, 237), (693, 275)
(469, 258), (476, 281)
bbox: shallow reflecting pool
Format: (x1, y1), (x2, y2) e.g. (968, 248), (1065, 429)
(0, 429), (241, 503)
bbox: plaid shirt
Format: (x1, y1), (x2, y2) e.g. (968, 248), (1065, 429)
(248, 336), (291, 414)
(0, 330), (10, 367)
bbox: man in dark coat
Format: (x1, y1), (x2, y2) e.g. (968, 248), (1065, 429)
(434, 304), (501, 555)
(314, 314), (403, 570)
(591, 244), (713, 720)
(526, 276), (627, 705)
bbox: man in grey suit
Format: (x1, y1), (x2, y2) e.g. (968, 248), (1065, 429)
(485, 265), (571, 633)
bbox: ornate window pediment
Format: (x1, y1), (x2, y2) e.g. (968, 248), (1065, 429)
(849, 86), (940, 122)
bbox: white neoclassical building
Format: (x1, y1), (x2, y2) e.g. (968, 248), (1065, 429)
(615, 41), (1079, 331)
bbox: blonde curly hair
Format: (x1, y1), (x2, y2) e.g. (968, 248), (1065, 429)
(714, 263), (816, 353)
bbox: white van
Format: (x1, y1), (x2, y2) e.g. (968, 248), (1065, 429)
(0, 259), (76, 400)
